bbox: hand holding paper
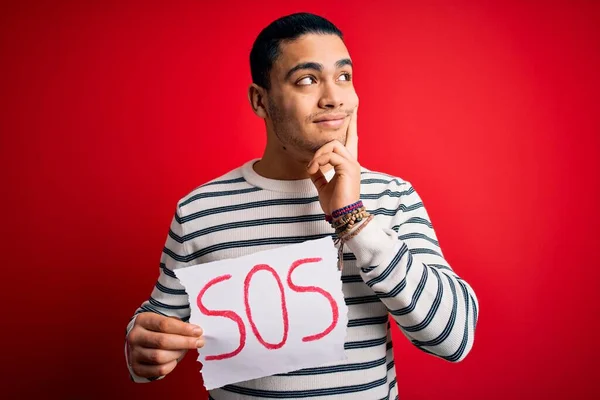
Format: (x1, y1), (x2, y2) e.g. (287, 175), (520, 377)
(175, 237), (349, 390)
(126, 312), (205, 378)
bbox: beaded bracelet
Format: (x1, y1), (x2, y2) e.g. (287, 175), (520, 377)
(335, 214), (375, 271)
(334, 210), (370, 236)
(331, 207), (367, 230)
(332, 200), (363, 219)
(325, 201), (364, 222)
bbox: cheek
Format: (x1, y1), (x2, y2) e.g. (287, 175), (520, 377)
(347, 90), (359, 108)
(283, 96), (314, 124)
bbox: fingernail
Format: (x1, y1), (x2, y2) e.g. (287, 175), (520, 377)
(192, 327), (203, 336)
(196, 339), (205, 348)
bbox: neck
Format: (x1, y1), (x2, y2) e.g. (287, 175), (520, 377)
(254, 138), (333, 180)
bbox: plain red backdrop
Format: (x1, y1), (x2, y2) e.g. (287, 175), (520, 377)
(1, 0), (599, 399)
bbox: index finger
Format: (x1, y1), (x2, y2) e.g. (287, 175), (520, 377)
(345, 106), (358, 159)
(138, 313), (203, 337)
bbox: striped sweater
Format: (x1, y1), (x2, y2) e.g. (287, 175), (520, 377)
(125, 158), (479, 399)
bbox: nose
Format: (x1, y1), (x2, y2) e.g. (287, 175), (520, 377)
(318, 81), (344, 109)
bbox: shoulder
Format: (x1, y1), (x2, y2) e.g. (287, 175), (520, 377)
(175, 162), (258, 216)
(359, 167), (427, 224)
(360, 165), (415, 195)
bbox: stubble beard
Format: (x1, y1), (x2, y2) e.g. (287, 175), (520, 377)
(268, 102), (347, 155)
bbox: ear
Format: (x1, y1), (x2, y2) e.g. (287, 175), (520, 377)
(248, 83), (268, 119)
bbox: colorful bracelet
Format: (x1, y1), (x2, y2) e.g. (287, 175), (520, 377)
(335, 214), (375, 271)
(331, 200), (363, 219)
(331, 207), (367, 230)
(334, 209), (370, 235)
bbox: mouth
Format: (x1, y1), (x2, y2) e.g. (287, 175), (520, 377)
(313, 114), (347, 129)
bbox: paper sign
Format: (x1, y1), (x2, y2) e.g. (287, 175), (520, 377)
(174, 237), (349, 390)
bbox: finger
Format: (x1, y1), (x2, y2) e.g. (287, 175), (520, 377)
(137, 313), (202, 337)
(131, 359), (178, 379)
(313, 140), (353, 161)
(308, 168), (328, 193)
(345, 106), (358, 159)
(133, 347), (186, 365)
(307, 152), (347, 174)
(137, 329), (205, 350)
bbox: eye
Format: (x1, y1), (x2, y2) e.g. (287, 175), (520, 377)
(297, 76), (316, 86)
(338, 72), (352, 81)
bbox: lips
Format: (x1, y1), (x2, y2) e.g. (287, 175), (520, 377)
(313, 114), (347, 129)
(313, 114), (347, 123)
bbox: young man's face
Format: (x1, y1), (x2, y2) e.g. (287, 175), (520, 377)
(265, 33), (359, 159)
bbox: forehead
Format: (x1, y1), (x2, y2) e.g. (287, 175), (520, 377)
(273, 33), (350, 73)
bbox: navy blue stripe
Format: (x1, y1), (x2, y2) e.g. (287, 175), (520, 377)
(375, 255), (416, 299)
(148, 297), (188, 310)
(401, 216), (433, 229)
(135, 306), (190, 323)
(345, 295), (380, 305)
(412, 272), (457, 347)
(348, 315), (389, 327)
(429, 263), (452, 271)
(341, 274), (363, 283)
(160, 263), (177, 279)
(387, 360), (395, 371)
(371, 202), (423, 217)
(361, 170), (404, 180)
(343, 253), (357, 261)
(441, 280), (471, 362)
(345, 336), (388, 350)
(180, 187), (262, 207)
(222, 376), (388, 398)
(201, 177), (246, 186)
(365, 244), (409, 285)
(386, 341), (393, 351)
(360, 178), (407, 186)
(136, 305), (167, 317)
(275, 356), (387, 376)
(375, 252), (415, 298)
(155, 281), (186, 295)
(399, 232), (439, 247)
(471, 292), (479, 324)
(401, 268), (443, 333)
(389, 263), (428, 316)
(176, 197), (319, 224)
(170, 214), (326, 243)
(361, 187), (414, 200)
(410, 248), (443, 258)
(164, 234), (333, 263)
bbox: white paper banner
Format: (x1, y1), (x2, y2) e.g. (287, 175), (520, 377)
(174, 237), (349, 390)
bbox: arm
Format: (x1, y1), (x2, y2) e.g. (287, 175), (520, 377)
(344, 182), (479, 362)
(125, 207), (195, 382)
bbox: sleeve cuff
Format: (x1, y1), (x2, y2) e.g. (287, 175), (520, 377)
(343, 218), (397, 269)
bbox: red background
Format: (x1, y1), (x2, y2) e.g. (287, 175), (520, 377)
(2, 0), (599, 399)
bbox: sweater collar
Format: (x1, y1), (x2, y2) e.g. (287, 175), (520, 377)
(241, 158), (336, 193)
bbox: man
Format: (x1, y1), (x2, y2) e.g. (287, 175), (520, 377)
(125, 12), (478, 399)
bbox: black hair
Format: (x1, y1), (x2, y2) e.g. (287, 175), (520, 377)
(249, 12), (344, 90)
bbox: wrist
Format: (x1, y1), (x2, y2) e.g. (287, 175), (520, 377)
(325, 200), (363, 222)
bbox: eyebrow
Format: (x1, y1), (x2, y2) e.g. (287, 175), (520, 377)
(284, 58), (353, 80)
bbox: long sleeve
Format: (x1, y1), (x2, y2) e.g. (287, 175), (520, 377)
(124, 207), (192, 382)
(345, 181), (479, 362)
